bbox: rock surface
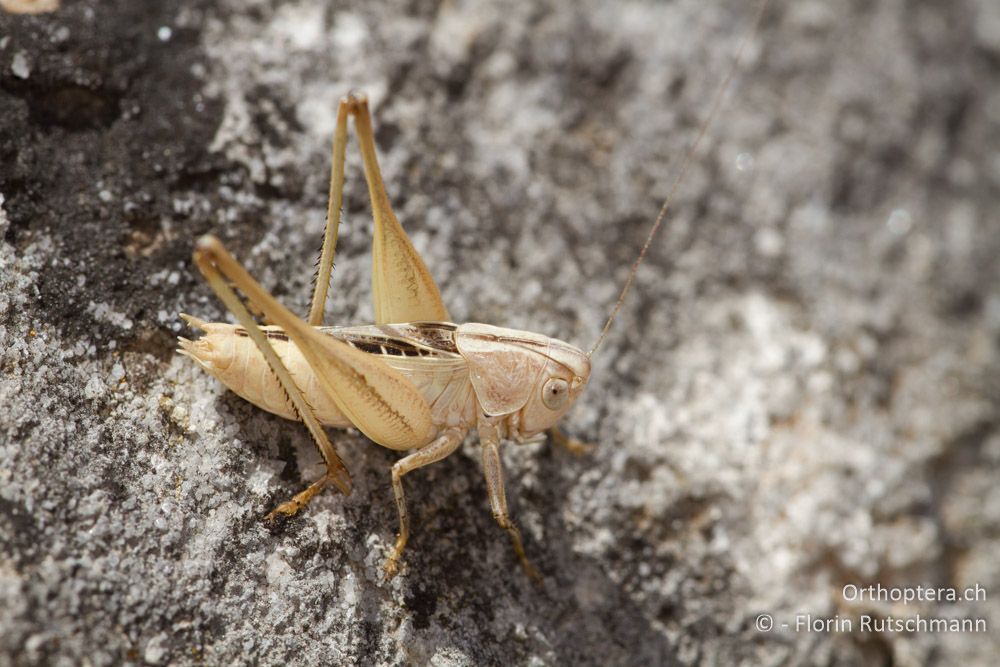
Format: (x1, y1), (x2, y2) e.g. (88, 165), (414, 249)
(2, 0), (998, 665)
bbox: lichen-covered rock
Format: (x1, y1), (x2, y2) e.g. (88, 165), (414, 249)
(1, 1), (998, 665)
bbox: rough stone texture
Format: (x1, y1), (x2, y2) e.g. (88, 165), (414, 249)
(2, 0), (998, 665)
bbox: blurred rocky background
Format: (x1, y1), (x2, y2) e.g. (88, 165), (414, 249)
(1, 0), (998, 664)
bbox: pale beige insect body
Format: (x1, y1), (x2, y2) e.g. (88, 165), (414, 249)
(179, 1), (765, 581)
(180, 319), (589, 449)
(181, 320), (469, 435)
(179, 93), (595, 580)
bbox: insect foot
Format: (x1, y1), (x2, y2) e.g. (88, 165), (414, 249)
(548, 426), (596, 456)
(264, 473), (337, 523)
(383, 552), (402, 581)
(493, 514), (542, 584)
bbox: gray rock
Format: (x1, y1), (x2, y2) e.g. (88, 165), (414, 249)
(1, 0), (997, 665)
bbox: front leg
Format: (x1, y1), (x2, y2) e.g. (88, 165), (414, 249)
(478, 415), (541, 582)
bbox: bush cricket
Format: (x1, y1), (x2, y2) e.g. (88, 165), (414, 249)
(178, 1), (768, 580)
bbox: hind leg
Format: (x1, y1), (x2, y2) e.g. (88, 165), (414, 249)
(306, 99), (349, 326)
(190, 245), (353, 504)
(343, 93), (450, 325)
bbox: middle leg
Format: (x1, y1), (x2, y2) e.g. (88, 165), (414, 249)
(384, 427), (465, 579)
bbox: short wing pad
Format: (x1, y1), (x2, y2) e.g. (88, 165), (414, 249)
(455, 323), (550, 417)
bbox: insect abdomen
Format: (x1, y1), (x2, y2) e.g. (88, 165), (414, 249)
(178, 321), (352, 427)
(178, 320), (477, 439)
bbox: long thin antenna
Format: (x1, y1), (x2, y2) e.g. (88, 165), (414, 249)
(588, 0), (770, 358)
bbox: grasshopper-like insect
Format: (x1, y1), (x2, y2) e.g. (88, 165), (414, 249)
(178, 2), (768, 580)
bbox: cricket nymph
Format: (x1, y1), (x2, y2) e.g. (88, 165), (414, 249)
(180, 0), (763, 577)
(179, 317), (590, 449)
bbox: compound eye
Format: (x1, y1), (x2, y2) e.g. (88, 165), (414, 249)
(541, 377), (570, 411)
